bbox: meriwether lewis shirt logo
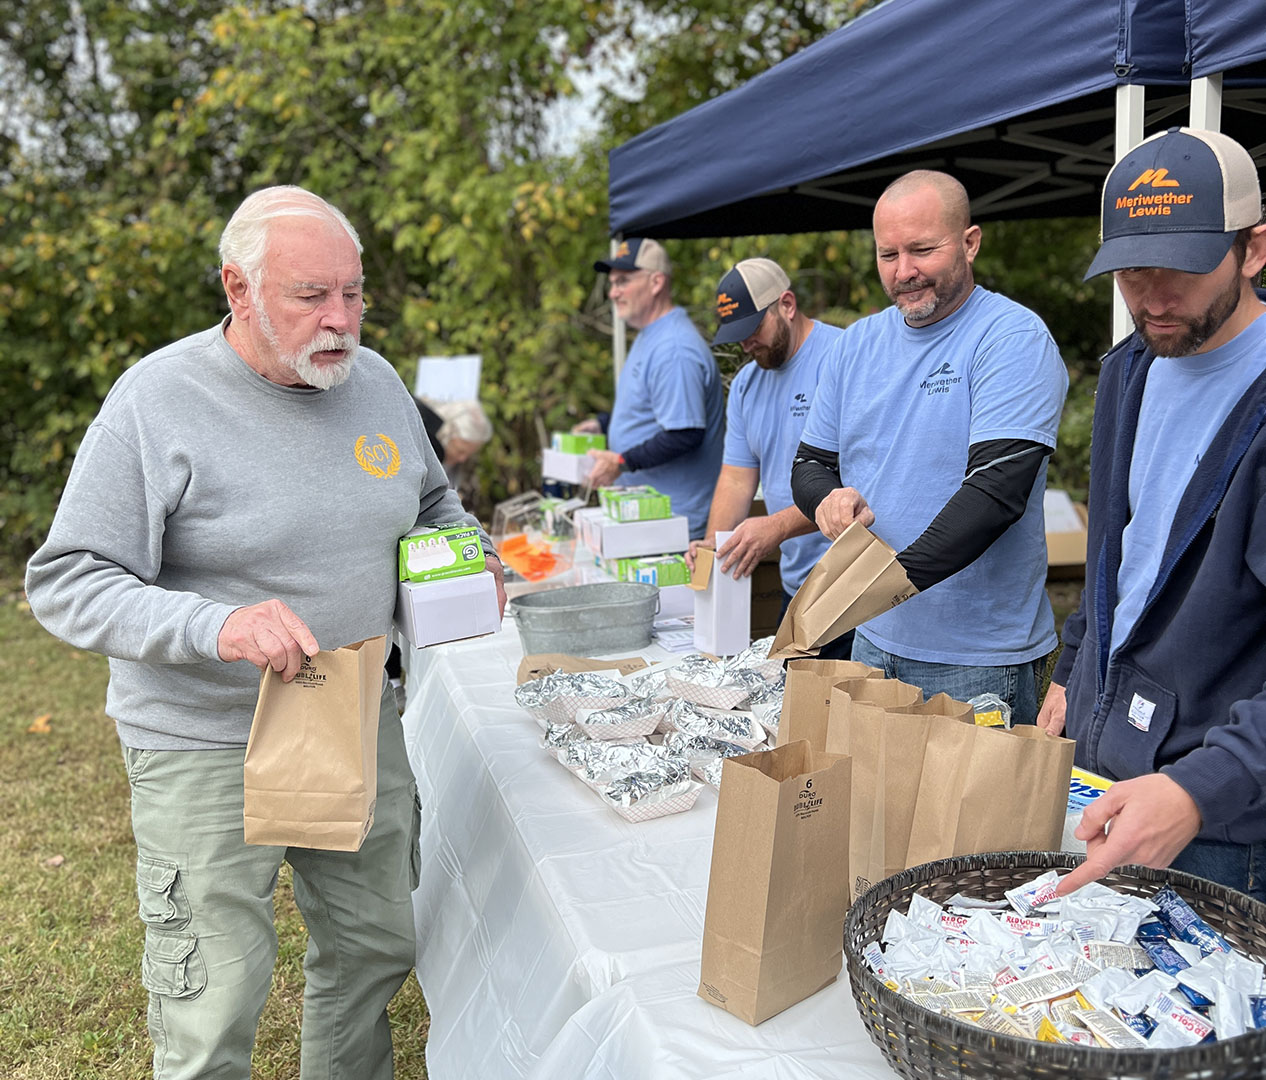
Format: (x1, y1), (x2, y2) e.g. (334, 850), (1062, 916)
(354, 434), (401, 478)
(926, 362), (954, 378)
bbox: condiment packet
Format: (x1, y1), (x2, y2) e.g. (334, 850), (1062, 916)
(1144, 990), (1215, 1045)
(1005, 871), (1061, 916)
(1078, 965), (1138, 1013)
(1107, 968), (1179, 1015)
(946, 894), (1009, 911)
(996, 967), (1079, 1007)
(1211, 984), (1250, 1040)
(908, 892), (944, 931)
(1154, 886), (1233, 957)
(1075, 1008), (1148, 1048)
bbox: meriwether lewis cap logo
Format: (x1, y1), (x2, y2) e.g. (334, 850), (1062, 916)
(1084, 127), (1262, 279)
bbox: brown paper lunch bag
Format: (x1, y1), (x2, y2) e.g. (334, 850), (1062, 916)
(775, 658), (882, 750)
(770, 522), (917, 660)
(244, 635), (387, 852)
(698, 741), (852, 1025)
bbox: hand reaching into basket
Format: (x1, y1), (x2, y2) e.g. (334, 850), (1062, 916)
(1055, 773), (1202, 896)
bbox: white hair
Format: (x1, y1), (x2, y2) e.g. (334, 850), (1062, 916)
(219, 185), (363, 294)
(423, 397), (493, 447)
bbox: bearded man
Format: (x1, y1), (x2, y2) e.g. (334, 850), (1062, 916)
(1037, 129), (1266, 901)
(790, 170), (1068, 723)
(26, 185), (505, 1079)
(687, 257), (853, 655)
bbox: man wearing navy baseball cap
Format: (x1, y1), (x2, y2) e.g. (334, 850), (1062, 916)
(690, 258), (853, 655)
(1037, 128), (1266, 900)
(578, 237), (724, 539)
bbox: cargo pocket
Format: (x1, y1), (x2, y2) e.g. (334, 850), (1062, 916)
(136, 856), (190, 929)
(141, 929), (206, 999)
(408, 783), (422, 892)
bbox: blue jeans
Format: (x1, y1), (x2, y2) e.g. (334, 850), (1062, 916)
(850, 632), (1045, 727)
(1168, 838), (1266, 903)
(779, 589), (855, 660)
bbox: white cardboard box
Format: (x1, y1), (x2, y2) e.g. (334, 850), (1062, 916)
(395, 570), (502, 649)
(541, 448), (594, 485)
(657, 583), (695, 619)
(692, 530), (751, 656)
(593, 514), (690, 559)
(573, 506), (606, 551)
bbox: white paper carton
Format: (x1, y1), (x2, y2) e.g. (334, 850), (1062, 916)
(395, 570), (502, 649)
(693, 530), (751, 656)
(573, 506), (606, 552)
(593, 514), (690, 559)
(541, 448), (595, 485)
(657, 583), (695, 619)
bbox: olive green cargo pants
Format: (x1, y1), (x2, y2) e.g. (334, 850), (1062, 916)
(122, 689), (420, 1079)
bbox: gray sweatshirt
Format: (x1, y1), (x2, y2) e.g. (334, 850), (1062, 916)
(26, 320), (488, 750)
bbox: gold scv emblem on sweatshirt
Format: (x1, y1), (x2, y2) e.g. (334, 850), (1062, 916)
(354, 434), (401, 479)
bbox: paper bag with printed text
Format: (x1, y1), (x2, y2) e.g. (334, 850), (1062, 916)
(244, 635), (387, 852)
(698, 741), (852, 1025)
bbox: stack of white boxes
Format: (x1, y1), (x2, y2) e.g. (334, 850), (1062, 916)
(575, 489), (694, 618)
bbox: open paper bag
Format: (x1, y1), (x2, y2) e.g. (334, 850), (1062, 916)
(775, 659), (882, 749)
(829, 684), (1074, 901)
(698, 741), (852, 1025)
(770, 522), (917, 659)
(244, 635), (387, 852)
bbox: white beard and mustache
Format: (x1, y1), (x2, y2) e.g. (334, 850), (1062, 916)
(256, 297), (359, 389)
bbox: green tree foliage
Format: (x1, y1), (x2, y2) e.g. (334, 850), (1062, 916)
(2, 0), (1104, 559)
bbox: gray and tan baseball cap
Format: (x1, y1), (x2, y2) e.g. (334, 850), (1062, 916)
(713, 258), (791, 344)
(1085, 127), (1263, 279)
(594, 237), (672, 275)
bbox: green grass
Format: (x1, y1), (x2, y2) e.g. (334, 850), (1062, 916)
(0, 577), (429, 1079)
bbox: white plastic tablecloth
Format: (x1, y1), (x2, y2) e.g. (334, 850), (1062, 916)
(399, 624), (895, 1080)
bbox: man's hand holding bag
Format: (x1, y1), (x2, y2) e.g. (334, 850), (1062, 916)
(770, 522), (917, 659)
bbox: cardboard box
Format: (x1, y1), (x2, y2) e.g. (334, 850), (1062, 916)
(592, 514), (690, 560)
(395, 571), (502, 649)
(541, 448), (595, 485)
(550, 431), (606, 454)
(1045, 489), (1089, 579)
(398, 524), (486, 583)
(573, 506), (606, 552)
(657, 582), (695, 619)
(690, 530), (751, 657)
(598, 485), (673, 522)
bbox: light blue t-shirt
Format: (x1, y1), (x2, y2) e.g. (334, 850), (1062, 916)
(800, 286), (1068, 664)
(607, 306), (725, 539)
(725, 320), (845, 592)
(1112, 313), (1266, 655)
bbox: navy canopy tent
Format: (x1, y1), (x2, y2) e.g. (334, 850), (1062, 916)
(608, 0), (1266, 239)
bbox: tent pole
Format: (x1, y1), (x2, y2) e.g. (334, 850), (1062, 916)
(1190, 74), (1224, 131)
(610, 236), (627, 384)
(1112, 84), (1146, 343)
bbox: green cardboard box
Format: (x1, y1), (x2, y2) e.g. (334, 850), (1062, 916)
(551, 431), (606, 454)
(598, 485), (672, 522)
(398, 524), (486, 583)
(631, 554), (691, 587)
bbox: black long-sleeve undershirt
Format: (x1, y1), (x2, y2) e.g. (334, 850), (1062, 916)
(790, 437), (1052, 592)
(621, 426), (705, 472)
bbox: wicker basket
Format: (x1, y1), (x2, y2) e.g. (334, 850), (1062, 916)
(844, 850), (1266, 1080)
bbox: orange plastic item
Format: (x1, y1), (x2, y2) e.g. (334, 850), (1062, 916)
(498, 533), (560, 581)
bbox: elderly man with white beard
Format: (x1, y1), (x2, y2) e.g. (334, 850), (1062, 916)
(25, 185), (505, 1080)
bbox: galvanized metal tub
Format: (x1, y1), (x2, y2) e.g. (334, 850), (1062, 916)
(509, 582), (660, 655)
